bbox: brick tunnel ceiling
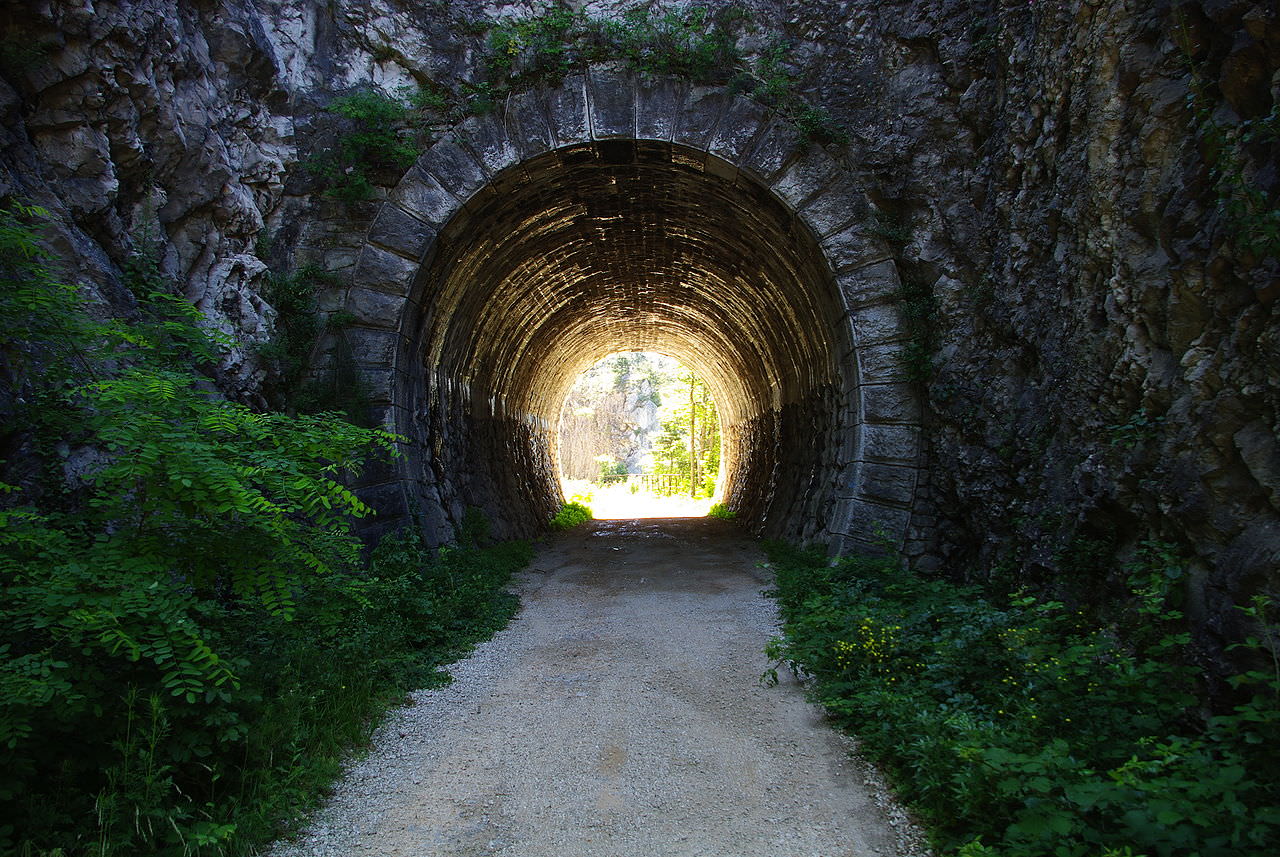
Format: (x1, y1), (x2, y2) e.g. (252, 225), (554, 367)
(417, 140), (846, 428)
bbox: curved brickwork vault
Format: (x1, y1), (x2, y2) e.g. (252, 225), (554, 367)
(329, 68), (921, 548)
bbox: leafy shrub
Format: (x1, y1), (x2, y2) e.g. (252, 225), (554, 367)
(0, 205), (532, 855)
(549, 500), (592, 530)
(707, 502), (735, 519)
(308, 90), (417, 201)
(763, 542), (1280, 856)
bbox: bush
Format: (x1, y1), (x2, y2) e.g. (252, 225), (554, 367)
(0, 205), (532, 855)
(763, 542), (1280, 856)
(308, 90), (417, 201)
(549, 500), (592, 530)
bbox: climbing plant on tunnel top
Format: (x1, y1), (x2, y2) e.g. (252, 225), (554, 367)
(315, 3), (848, 200)
(477, 3), (848, 145)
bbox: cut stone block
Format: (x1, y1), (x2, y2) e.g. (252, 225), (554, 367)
(342, 326), (404, 367)
(771, 147), (840, 210)
(799, 177), (867, 239)
(389, 166), (461, 228)
(506, 88), (555, 158)
(862, 382), (921, 424)
(837, 260), (901, 310)
(417, 137), (487, 201)
(842, 498), (912, 546)
(588, 64), (635, 139)
(709, 96), (770, 164)
(636, 75), (683, 141)
(351, 245), (419, 297)
(346, 286), (408, 329)
(851, 302), (908, 346)
(458, 113), (522, 177)
(740, 117), (805, 183)
(548, 74), (591, 147)
(821, 223), (892, 272)
(860, 424), (921, 465)
(673, 86), (730, 151)
(851, 462), (919, 508)
(857, 342), (911, 383)
(367, 203), (435, 261)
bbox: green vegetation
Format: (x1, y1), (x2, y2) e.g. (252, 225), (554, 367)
(1174, 18), (1280, 262)
(482, 4), (847, 144)
(1192, 99), (1280, 262)
(650, 369), (720, 497)
(450, 2), (846, 146)
(256, 263), (369, 420)
(1107, 407), (1166, 449)
(763, 541), (1280, 857)
(707, 502), (735, 520)
(308, 90), (418, 201)
(0, 203), (532, 855)
(317, 3), (853, 199)
(893, 275), (939, 384)
(550, 500), (593, 529)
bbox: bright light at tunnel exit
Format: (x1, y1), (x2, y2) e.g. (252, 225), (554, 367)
(556, 352), (725, 519)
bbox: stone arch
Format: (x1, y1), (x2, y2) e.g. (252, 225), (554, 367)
(330, 65), (922, 553)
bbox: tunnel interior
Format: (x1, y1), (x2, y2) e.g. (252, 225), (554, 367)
(394, 140), (855, 543)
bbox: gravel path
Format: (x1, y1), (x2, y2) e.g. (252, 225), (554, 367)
(263, 517), (931, 857)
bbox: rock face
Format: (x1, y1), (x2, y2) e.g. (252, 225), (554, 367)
(1, 0), (1275, 663)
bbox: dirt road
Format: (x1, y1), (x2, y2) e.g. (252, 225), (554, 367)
(265, 517), (927, 857)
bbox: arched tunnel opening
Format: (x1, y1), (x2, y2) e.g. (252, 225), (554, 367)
(388, 139), (856, 546)
(557, 351), (726, 518)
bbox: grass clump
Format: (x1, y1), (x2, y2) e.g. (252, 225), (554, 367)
(707, 502), (735, 519)
(550, 500), (593, 530)
(762, 541), (1280, 857)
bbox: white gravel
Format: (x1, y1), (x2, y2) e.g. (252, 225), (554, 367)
(262, 517), (932, 857)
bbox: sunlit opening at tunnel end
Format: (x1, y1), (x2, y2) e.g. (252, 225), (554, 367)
(556, 352), (724, 520)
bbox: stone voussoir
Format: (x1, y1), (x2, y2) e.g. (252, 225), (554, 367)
(389, 166), (463, 228)
(547, 73), (591, 148)
(770, 145), (841, 211)
(366, 203), (435, 262)
(672, 85), (732, 152)
(350, 244), (420, 297)
(799, 177), (868, 240)
(457, 112), (523, 178)
(861, 382), (921, 424)
(505, 88), (556, 159)
(587, 64), (636, 140)
(837, 260), (901, 311)
(417, 136), (488, 202)
(708, 95), (771, 165)
(739, 115), (805, 184)
(635, 75), (684, 142)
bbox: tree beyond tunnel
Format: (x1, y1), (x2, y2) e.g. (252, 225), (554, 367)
(335, 73), (923, 552)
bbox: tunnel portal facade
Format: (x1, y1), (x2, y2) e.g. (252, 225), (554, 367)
(330, 67), (923, 554)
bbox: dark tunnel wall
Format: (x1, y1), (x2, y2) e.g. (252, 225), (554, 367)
(333, 72), (924, 551)
(403, 141), (852, 542)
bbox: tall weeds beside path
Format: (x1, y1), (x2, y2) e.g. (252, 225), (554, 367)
(763, 543), (1280, 857)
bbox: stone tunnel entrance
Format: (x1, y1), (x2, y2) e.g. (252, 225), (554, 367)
(333, 71), (923, 555)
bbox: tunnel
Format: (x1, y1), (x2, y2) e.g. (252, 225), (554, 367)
(336, 71), (923, 553)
